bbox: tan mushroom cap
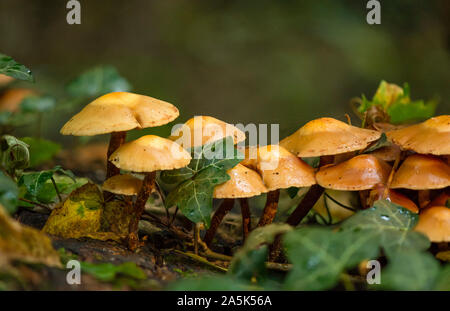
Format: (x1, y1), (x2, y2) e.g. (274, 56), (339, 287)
(109, 135), (191, 173)
(60, 92), (179, 136)
(169, 116), (246, 148)
(390, 154), (450, 190)
(102, 174), (143, 196)
(0, 74), (14, 86)
(386, 115), (450, 155)
(240, 145), (316, 191)
(280, 118), (381, 157)
(316, 154), (392, 191)
(213, 164), (268, 199)
(414, 206), (450, 242)
(369, 144), (401, 162)
(0, 88), (36, 112)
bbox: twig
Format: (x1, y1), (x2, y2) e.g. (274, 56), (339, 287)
(172, 249), (228, 273)
(50, 176), (62, 203)
(19, 198), (51, 210)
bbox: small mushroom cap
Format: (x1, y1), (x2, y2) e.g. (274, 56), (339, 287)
(414, 206), (450, 242)
(280, 118), (381, 157)
(386, 115), (450, 155)
(426, 189), (450, 209)
(369, 184), (419, 213)
(60, 92), (179, 136)
(0, 88), (36, 112)
(102, 174), (143, 196)
(169, 116), (246, 148)
(316, 154), (391, 191)
(213, 164), (268, 199)
(240, 145), (316, 191)
(109, 135), (191, 173)
(369, 144), (402, 162)
(390, 154), (450, 190)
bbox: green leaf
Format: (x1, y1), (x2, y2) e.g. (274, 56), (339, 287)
(0, 135), (30, 174)
(362, 133), (391, 154)
(341, 200), (430, 256)
(20, 137), (61, 168)
(162, 137), (243, 226)
(301, 157), (320, 168)
(0, 171), (19, 214)
(165, 167), (230, 227)
(80, 261), (146, 282)
(434, 265), (450, 291)
(229, 224), (292, 281)
(0, 53), (33, 82)
(376, 250), (441, 291)
(66, 65), (131, 98)
(387, 99), (436, 124)
(20, 96), (56, 113)
(286, 187), (299, 199)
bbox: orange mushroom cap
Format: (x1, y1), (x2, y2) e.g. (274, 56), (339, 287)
(109, 135), (191, 173)
(316, 154), (391, 191)
(240, 145), (316, 191)
(390, 154), (450, 190)
(0, 88), (36, 113)
(213, 164), (268, 199)
(0, 74), (14, 87)
(102, 174), (143, 196)
(414, 206), (450, 243)
(386, 115), (450, 155)
(169, 115), (246, 149)
(426, 188), (450, 209)
(60, 92), (179, 136)
(280, 118), (381, 157)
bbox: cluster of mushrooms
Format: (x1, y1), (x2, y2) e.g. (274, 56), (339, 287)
(60, 91), (450, 251)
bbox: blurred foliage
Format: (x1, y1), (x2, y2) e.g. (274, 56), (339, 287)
(0, 171), (18, 214)
(20, 137), (61, 168)
(0, 53), (33, 82)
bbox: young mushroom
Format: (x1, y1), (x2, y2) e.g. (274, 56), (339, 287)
(60, 92), (180, 180)
(279, 117), (381, 226)
(108, 135), (191, 250)
(414, 206), (450, 243)
(241, 145), (316, 226)
(102, 174), (143, 197)
(203, 164), (268, 246)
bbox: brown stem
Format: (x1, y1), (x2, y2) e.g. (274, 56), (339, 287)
(286, 184), (325, 226)
(106, 131), (127, 179)
(257, 189), (280, 227)
(128, 171), (156, 251)
(240, 198), (251, 241)
(203, 199), (235, 246)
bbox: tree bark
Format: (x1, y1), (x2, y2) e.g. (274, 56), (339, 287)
(257, 189), (280, 227)
(203, 199), (235, 246)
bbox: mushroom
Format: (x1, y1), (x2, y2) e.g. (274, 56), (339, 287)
(60, 92), (180, 180)
(390, 154), (450, 208)
(426, 188), (450, 209)
(0, 74), (14, 87)
(108, 135), (191, 250)
(169, 115), (246, 149)
(386, 115), (450, 155)
(414, 206), (450, 243)
(368, 184), (419, 213)
(279, 117), (381, 226)
(102, 174), (143, 196)
(203, 164), (268, 246)
(0, 88), (36, 112)
(241, 145), (316, 227)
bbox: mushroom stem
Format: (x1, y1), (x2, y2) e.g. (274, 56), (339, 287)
(286, 184), (325, 226)
(128, 171), (156, 251)
(203, 199), (235, 246)
(240, 198), (251, 241)
(257, 189), (280, 227)
(106, 131), (127, 179)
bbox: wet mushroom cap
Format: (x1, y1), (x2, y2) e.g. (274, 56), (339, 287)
(0, 88), (36, 113)
(414, 206), (450, 243)
(169, 115), (246, 148)
(369, 144), (401, 162)
(315, 154), (392, 191)
(102, 174), (143, 196)
(241, 145), (316, 191)
(390, 154), (450, 190)
(386, 115), (450, 155)
(60, 92), (179, 136)
(213, 164), (268, 199)
(280, 117), (381, 157)
(109, 135), (191, 172)
(387, 190), (419, 213)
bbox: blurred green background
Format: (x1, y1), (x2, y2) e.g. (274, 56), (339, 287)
(0, 0), (449, 144)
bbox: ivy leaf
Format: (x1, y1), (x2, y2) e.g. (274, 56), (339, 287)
(387, 99), (436, 124)
(165, 167), (230, 227)
(286, 187), (299, 199)
(283, 227), (379, 291)
(341, 200), (430, 256)
(0, 53), (33, 82)
(20, 137), (61, 168)
(229, 224), (292, 281)
(80, 262), (146, 282)
(0, 171), (19, 214)
(434, 265), (450, 291)
(20, 96), (56, 113)
(162, 137), (243, 227)
(66, 65), (131, 98)
(362, 133), (391, 154)
(376, 250), (441, 291)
